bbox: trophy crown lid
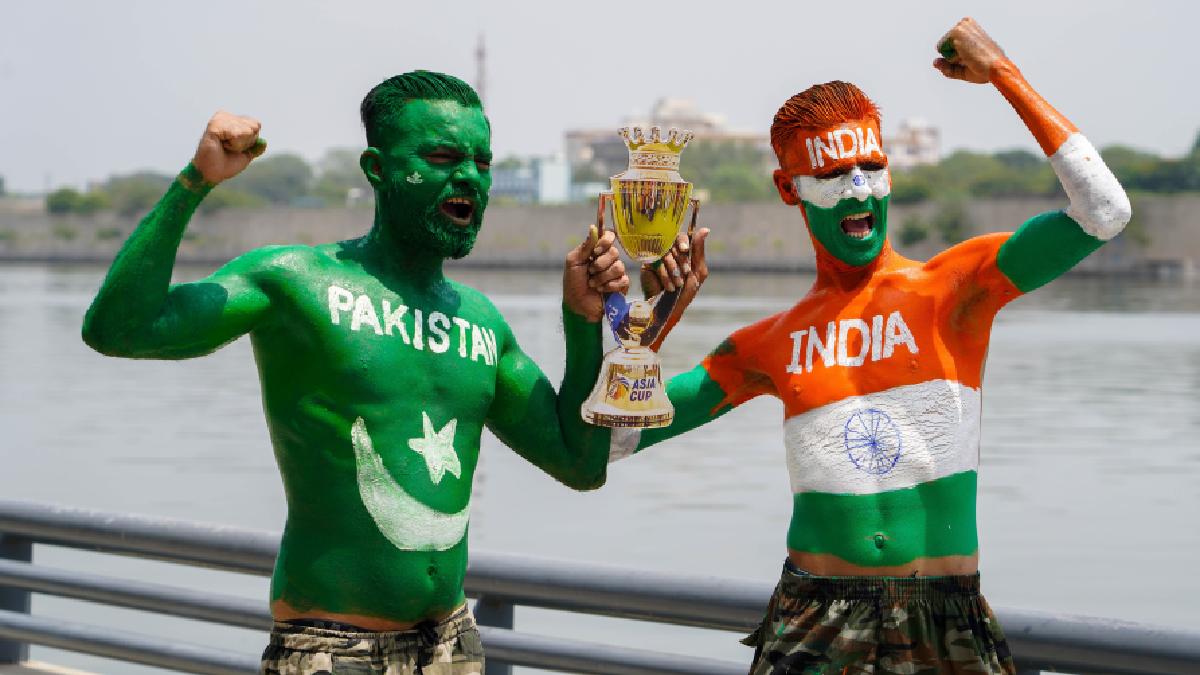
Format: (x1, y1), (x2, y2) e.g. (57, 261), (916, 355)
(619, 126), (694, 154)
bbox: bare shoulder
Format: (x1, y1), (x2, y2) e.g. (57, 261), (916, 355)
(446, 278), (512, 334)
(922, 233), (1012, 277)
(224, 243), (325, 270)
(207, 242), (343, 293)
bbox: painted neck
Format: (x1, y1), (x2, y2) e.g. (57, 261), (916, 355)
(812, 235), (894, 290)
(362, 212), (447, 287)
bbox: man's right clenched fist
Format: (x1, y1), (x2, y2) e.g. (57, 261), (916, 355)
(192, 111), (266, 184)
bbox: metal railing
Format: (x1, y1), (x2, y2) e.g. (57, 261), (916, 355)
(0, 500), (1197, 674)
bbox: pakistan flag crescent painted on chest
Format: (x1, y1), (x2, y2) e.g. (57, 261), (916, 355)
(352, 416), (470, 552)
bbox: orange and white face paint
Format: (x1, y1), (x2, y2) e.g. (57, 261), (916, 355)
(779, 119), (891, 210)
(793, 119), (886, 176)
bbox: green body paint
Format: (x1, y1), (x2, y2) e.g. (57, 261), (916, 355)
(997, 210), (1104, 292)
(787, 471), (979, 566)
(83, 74), (611, 623)
(638, 364), (734, 448)
(801, 195), (890, 267)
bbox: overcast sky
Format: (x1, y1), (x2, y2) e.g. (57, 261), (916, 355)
(1, 0), (1194, 192)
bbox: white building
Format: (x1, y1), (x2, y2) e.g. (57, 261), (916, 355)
(884, 119), (941, 169)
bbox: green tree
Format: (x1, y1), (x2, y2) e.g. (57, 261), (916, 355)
(932, 199), (971, 244)
(681, 140), (775, 202)
(493, 156), (523, 171)
(199, 186), (266, 214)
(992, 148), (1042, 170)
(74, 191), (110, 215)
(889, 170), (934, 204)
(46, 187), (81, 214)
(101, 172), (173, 216)
(897, 215), (930, 246)
(227, 153), (314, 205)
(1101, 145), (1160, 189)
(0, 174), (6, 197)
(311, 148), (371, 207)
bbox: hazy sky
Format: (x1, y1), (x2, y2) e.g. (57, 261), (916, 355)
(1, 0), (1194, 192)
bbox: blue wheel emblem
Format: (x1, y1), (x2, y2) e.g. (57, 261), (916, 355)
(843, 408), (902, 475)
(851, 174), (866, 187)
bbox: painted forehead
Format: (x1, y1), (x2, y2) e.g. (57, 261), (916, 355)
(784, 119), (886, 177)
(379, 100), (490, 148)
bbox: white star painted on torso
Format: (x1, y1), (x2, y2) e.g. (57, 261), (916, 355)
(407, 411), (460, 484)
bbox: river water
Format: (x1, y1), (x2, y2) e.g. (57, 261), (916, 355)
(2, 263), (1199, 673)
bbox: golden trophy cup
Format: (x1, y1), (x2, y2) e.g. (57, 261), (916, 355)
(581, 126), (701, 428)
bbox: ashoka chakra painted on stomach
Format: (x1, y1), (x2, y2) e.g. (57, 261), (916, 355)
(843, 408), (902, 475)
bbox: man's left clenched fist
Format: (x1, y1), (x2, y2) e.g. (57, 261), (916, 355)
(192, 111), (266, 184)
(934, 17), (1006, 84)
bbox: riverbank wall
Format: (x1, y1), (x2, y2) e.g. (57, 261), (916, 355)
(1, 195), (1196, 277)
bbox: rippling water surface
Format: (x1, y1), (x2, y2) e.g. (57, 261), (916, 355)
(2, 263), (1198, 672)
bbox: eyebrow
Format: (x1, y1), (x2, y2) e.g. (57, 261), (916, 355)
(810, 157), (888, 179)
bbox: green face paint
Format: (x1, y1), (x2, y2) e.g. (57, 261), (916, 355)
(801, 194), (890, 268)
(368, 99), (493, 260)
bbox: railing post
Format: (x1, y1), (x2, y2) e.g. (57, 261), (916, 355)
(474, 595), (513, 675)
(0, 533), (32, 664)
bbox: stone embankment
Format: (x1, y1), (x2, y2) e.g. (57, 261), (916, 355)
(0, 196), (1196, 278)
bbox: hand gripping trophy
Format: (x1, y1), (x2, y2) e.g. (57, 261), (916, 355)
(582, 126), (701, 428)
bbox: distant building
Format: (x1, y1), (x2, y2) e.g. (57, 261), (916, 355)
(885, 119), (941, 169)
(565, 98), (770, 197)
(490, 155), (569, 205)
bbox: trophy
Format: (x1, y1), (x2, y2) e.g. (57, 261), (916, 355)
(581, 126), (701, 428)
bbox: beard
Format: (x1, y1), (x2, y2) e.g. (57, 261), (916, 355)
(378, 181), (484, 260)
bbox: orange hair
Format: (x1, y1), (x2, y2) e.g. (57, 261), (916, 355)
(770, 81), (881, 162)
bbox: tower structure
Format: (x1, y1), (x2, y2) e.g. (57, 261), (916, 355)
(475, 33), (487, 107)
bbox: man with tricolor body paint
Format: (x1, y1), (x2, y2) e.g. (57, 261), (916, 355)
(611, 18), (1130, 673)
(82, 71), (627, 673)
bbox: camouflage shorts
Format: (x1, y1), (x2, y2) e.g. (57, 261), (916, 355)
(260, 604), (484, 674)
(742, 563), (1016, 674)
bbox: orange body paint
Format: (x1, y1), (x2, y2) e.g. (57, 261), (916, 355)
(703, 236), (1020, 417)
(990, 57), (1077, 156)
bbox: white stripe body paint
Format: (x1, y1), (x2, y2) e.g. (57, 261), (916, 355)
(1050, 133), (1131, 241)
(353, 417), (470, 551)
(794, 168), (890, 210)
(608, 427), (642, 463)
(783, 380), (980, 495)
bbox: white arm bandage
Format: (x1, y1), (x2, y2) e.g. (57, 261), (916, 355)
(1049, 133), (1132, 241)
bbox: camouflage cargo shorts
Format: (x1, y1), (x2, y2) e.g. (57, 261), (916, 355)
(742, 563), (1016, 674)
(260, 604), (484, 674)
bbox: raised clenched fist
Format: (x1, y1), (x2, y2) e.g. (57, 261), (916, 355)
(934, 17), (1006, 85)
(192, 111), (266, 184)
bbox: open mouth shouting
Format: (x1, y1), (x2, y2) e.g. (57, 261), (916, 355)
(439, 197), (477, 226)
(841, 212), (874, 240)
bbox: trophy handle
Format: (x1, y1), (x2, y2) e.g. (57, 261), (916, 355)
(640, 197), (701, 348)
(595, 191), (612, 238)
(687, 197), (700, 236)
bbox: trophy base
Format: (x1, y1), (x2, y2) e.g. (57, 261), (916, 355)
(581, 346), (674, 429)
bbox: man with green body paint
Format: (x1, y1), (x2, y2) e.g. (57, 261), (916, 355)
(82, 71), (628, 673)
(620, 18), (1132, 673)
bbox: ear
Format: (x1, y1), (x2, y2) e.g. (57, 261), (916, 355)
(773, 169), (801, 206)
(360, 148), (384, 187)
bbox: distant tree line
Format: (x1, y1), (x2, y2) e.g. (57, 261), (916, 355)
(44, 149), (371, 217)
(678, 131), (1200, 204)
(38, 131), (1200, 218)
